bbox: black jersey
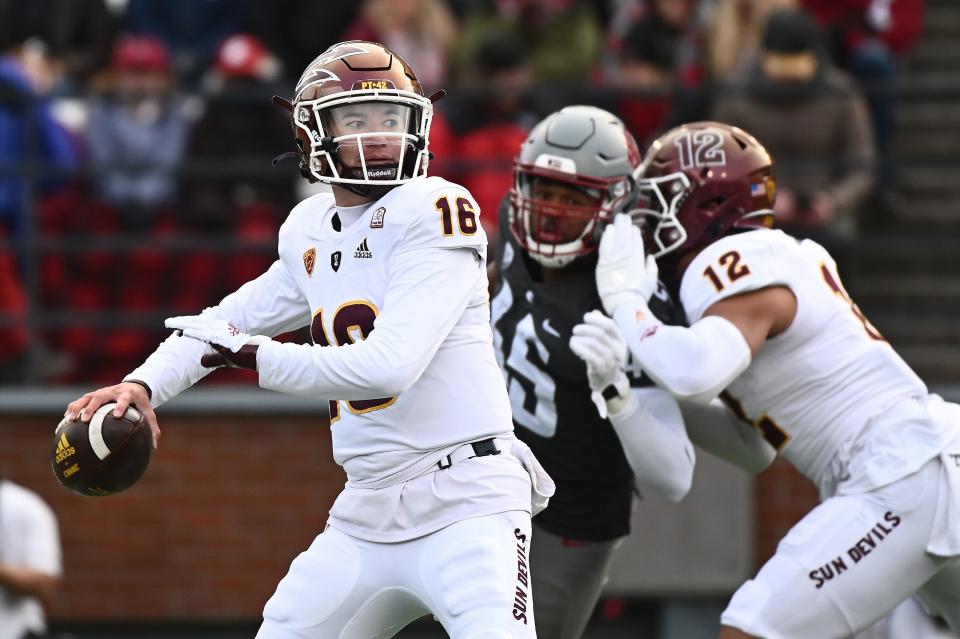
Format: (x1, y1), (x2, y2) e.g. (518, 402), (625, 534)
(491, 198), (683, 541)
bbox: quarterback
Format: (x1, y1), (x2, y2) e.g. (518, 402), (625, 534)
(65, 41), (553, 638)
(592, 121), (960, 638)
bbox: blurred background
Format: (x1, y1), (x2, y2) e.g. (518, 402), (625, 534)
(0, 0), (957, 637)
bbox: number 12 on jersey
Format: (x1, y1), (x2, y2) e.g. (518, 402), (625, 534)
(703, 250), (751, 292)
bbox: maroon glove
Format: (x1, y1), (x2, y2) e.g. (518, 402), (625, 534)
(201, 343), (260, 371)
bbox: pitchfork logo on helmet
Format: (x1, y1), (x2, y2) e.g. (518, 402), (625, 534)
(509, 106), (641, 269)
(634, 121), (776, 259)
(289, 41), (433, 195)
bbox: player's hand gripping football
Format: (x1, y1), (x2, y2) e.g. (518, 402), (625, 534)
(596, 213), (659, 315)
(64, 381), (160, 449)
(164, 315), (270, 371)
(570, 310), (630, 418)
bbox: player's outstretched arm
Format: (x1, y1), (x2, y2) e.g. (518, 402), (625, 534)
(134, 258), (308, 399)
(612, 386), (696, 502)
(570, 310), (695, 502)
(594, 214), (753, 403)
(64, 258), (309, 448)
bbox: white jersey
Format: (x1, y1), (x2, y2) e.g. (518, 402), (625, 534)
(126, 177), (535, 541)
(680, 229), (955, 495)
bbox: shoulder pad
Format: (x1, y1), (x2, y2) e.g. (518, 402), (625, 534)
(679, 229), (795, 323)
(385, 177), (487, 254)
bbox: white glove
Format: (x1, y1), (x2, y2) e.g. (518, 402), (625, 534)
(164, 315), (255, 353)
(596, 213), (659, 315)
(570, 310), (631, 418)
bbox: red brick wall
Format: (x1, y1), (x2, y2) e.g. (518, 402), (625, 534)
(2, 411), (820, 622)
(1, 413), (339, 622)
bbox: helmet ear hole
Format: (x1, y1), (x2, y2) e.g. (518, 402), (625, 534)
(698, 196), (725, 210)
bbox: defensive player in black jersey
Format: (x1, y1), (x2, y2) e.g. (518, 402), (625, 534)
(489, 106), (777, 639)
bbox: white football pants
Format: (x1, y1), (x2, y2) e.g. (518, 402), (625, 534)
(256, 510), (536, 639)
(721, 454), (960, 638)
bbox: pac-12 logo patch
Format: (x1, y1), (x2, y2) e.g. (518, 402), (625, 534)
(303, 248), (316, 277)
(331, 251), (342, 272)
(370, 206), (386, 229)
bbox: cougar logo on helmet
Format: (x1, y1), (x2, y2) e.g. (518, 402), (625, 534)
(509, 106), (640, 269)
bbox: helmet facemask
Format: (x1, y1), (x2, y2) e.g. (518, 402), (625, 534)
(633, 171), (692, 258)
(294, 90), (432, 192)
(510, 165), (632, 269)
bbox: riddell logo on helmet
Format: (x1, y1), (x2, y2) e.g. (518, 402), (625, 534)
(354, 79), (395, 90)
(367, 168), (395, 179)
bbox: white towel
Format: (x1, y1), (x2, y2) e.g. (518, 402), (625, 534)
(510, 438), (556, 516)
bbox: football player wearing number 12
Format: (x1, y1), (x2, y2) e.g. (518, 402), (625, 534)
(64, 41), (555, 638)
(592, 121), (960, 638)
(492, 106), (777, 639)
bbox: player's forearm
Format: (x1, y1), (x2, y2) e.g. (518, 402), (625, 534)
(609, 387), (695, 502)
(125, 331), (214, 406)
(256, 338), (429, 398)
(681, 399), (776, 474)
(612, 306), (751, 404)
(0, 563), (60, 604)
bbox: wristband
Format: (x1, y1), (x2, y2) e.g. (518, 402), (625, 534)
(124, 378), (153, 400)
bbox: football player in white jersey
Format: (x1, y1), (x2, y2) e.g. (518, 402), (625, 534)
(491, 106), (777, 639)
(63, 41), (555, 638)
(586, 121), (960, 638)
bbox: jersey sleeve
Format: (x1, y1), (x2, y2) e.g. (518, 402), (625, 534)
(396, 182), (487, 255)
(257, 244), (483, 398)
(679, 231), (794, 323)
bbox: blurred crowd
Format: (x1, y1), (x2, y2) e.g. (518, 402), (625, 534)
(0, 0), (925, 385)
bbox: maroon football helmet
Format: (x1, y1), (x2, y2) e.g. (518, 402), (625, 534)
(636, 121), (776, 260)
(288, 41), (433, 194)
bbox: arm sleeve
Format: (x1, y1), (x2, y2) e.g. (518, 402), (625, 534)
(613, 309), (752, 405)
(256, 245), (483, 398)
(608, 386), (696, 503)
(611, 232), (798, 404)
(124, 258), (310, 406)
(681, 399), (776, 474)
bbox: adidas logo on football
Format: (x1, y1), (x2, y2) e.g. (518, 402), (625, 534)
(354, 238), (373, 259)
(55, 432), (76, 463)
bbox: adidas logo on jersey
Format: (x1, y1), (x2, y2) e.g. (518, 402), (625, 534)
(354, 238), (373, 259)
(55, 432), (76, 463)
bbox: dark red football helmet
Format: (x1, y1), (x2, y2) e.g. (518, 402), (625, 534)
(289, 41), (433, 193)
(636, 121), (776, 259)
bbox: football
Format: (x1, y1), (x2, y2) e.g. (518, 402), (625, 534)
(51, 403), (152, 496)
